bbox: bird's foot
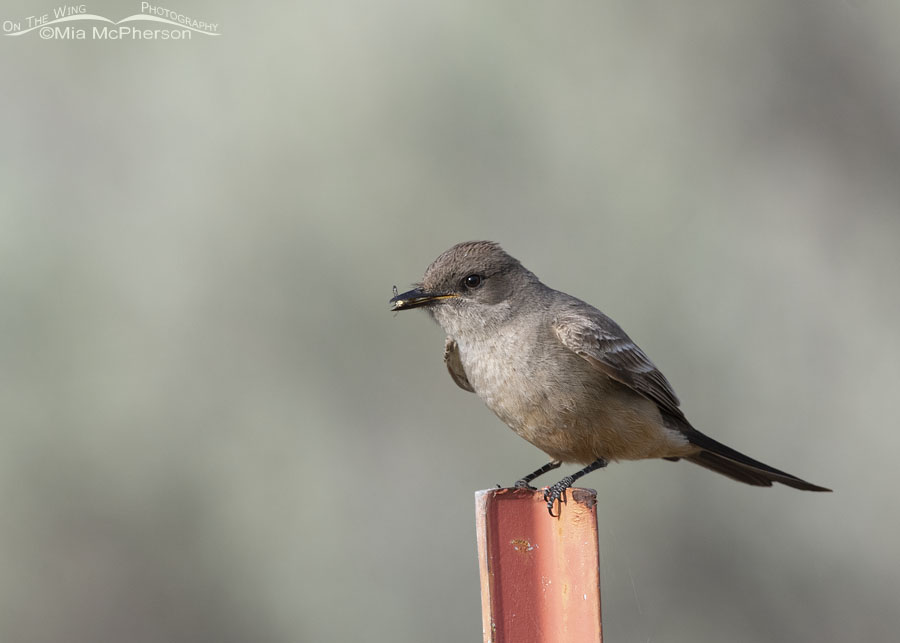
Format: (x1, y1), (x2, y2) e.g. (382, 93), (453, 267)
(543, 475), (575, 517)
(514, 478), (537, 490)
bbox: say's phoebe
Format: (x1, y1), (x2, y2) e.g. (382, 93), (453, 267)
(390, 241), (830, 514)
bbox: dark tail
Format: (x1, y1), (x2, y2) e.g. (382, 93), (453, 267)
(678, 430), (831, 492)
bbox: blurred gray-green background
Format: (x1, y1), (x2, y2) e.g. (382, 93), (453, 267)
(2, 1), (899, 641)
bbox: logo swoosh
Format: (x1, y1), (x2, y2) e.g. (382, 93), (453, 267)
(5, 13), (220, 36)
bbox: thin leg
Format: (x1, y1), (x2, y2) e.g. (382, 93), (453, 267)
(544, 458), (607, 517)
(515, 460), (562, 489)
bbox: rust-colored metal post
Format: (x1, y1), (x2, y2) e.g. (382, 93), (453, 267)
(475, 487), (602, 643)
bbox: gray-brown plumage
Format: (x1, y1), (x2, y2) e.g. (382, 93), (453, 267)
(390, 241), (830, 511)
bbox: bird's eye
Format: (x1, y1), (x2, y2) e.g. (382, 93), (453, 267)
(462, 274), (482, 289)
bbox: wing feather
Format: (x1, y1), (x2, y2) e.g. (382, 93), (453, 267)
(444, 337), (475, 393)
(552, 310), (685, 421)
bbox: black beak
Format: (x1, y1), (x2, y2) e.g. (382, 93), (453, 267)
(390, 287), (458, 311)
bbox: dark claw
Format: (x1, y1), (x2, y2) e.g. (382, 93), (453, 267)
(514, 479), (537, 490)
(543, 485), (565, 517)
(543, 475), (575, 517)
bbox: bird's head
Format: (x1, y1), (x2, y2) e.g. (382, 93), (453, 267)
(390, 241), (539, 335)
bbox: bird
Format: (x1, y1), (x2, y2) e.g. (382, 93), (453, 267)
(390, 241), (830, 515)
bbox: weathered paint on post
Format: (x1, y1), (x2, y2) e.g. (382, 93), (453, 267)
(475, 487), (602, 643)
